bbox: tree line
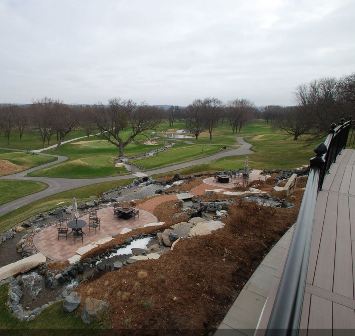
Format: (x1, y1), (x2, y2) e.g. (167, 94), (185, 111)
(0, 97), (256, 157)
(262, 73), (355, 140)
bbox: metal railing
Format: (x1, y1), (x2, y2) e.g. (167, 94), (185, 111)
(265, 118), (352, 336)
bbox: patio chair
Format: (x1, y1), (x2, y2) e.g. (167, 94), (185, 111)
(88, 217), (101, 233)
(57, 226), (68, 240)
(72, 228), (84, 243)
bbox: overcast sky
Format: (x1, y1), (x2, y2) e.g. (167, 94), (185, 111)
(0, 0), (354, 106)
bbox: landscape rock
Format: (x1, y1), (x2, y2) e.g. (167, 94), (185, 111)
(188, 217), (206, 224)
(0, 253), (46, 282)
(63, 291), (81, 312)
(9, 289), (21, 304)
(131, 248), (146, 256)
(161, 229), (173, 247)
(81, 297), (109, 324)
(156, 232), (163, 245)
(129, 253), (161, 262)
(147, 243), (160, 253)
(21, 272), (44, 299)
(171, 222), (194, 238)
(15, 226), (25, 233)
(113, 261), (123, 270)
(189, 220), (225, 236)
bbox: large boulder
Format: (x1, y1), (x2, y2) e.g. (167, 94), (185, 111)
(63, 291), (81, 313)
(171, 222), (194, 238)
(189, 220), (225, 236)
(21, 272), (44, 299)
(0, 253), (46, 281)
(81, 297), (109, 324)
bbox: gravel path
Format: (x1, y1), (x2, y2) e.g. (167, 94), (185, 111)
(0, 137), (252, 216)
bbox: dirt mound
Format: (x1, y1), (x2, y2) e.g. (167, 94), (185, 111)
(0, 159), (23, 176)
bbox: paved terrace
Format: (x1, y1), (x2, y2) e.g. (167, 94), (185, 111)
(217, 148), (355, 334)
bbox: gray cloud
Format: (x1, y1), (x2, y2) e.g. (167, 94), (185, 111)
(0, 0), (354, 105)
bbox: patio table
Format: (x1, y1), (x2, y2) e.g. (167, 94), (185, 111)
(67, 219), (87, 230)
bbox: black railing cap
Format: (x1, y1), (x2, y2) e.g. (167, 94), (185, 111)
(314, 142), (327, 156)
(330, 123), (337, 133)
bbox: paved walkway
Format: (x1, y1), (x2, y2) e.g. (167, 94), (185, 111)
(31, 132), (102, 153)
(0, 137), (252, 217)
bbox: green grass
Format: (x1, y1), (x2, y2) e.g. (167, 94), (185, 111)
(29, 136), (164, 178)
(0, 179), (133, 233)
(0, 151), (56, 176)
(0, 284), (104, 330)
(133, 144), (223, 169)
(28, 123), (239, 178)
(0, 129), (87, 150)
(0, 180), (47, 205)
(132, 124), (238, 170)
(174, 120), (324, 175)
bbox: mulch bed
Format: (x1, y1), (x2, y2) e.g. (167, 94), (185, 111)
(77, 188), (304, 333)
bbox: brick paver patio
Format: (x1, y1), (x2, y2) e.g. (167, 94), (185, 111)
(33, 206), (157, 261)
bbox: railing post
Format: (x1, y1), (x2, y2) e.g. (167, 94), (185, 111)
(311, 143), (327, 190)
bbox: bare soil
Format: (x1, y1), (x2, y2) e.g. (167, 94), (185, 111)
(77, 189), (304, 333)
(0, 232), (25, 267)
(165, 178), (203, 194)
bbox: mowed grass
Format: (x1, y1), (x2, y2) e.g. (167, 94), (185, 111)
(133, 144), (222, 169)
(0, 151), (56, 176)
(0, 180), (47, 205)
(174, 121), (324, 175)
(0, 179), (133, 233)
(0, 129), (86, 150)
(133, 125), (238, 169)
(29, 123), (238, 177)
(0, 285), (104, 330)
(29, 135), (163, 178)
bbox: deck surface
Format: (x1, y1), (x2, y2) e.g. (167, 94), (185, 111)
(301, 149), (355, 331)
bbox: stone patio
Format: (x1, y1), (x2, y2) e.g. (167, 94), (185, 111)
(203, 170), (269, 189)
(33, 206), (157, 261)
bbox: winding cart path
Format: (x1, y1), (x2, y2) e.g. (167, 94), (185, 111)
(0, 137), (252, 217)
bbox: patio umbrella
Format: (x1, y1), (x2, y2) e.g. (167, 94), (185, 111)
(72, 197), (79, 219)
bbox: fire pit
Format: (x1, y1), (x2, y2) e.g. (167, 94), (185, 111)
(216, 174), (230, 183)
(114, 206), (139, 220)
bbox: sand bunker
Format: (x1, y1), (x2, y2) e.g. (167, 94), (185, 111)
(73, 140), (107, 146)
(0, 159), (23, 176)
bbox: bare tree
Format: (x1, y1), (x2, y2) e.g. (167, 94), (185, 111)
(52, 104), (78, 146)
(31, 98), (57, 147)
(262, 105), (283, 124)
(185, 100), (205, 140)
(13, 106), (28, 140)
(274, 106), (310, 140)
(93, 99), (162, 158)
(168, 106), (180, 127)
(78, 105), (97, 138)
(337, 73), (355, 119)
(0, 104), (15, 145)
(203, 98), (222, 140)
(227, 99), (255, 133)
(296, 78), (342, 132)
